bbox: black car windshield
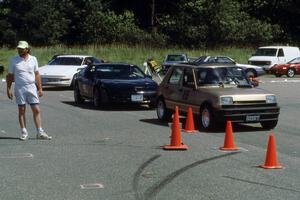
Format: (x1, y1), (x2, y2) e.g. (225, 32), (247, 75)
(48, 57), (83, 65)
(196, 67), (250, 86)
(253, 48), (277, 56)
(94, 65), (146, 79)
(166, 55), (186, 62)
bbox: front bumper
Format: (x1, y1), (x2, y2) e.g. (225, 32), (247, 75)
(110, 91), (157, 104)
(41, 77), (72, 87)
(214, 103), (280, 123)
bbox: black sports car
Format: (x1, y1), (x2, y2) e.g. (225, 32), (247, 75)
(73, 63), (158, 107)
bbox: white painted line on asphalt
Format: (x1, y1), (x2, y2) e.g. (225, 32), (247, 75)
(80, 183), (104, 190)
(0, 153), (33, 158)
(1, 130), (6, 134)
(262, 79), (300, 83)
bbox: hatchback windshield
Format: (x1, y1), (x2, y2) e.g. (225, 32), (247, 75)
(94, 65), (145, 79)
(253, 48), (277, 56)
(49, 57), (83, 65)
(196, 67), (249, 86)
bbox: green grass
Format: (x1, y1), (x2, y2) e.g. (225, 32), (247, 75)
(0, 45), (255, 77)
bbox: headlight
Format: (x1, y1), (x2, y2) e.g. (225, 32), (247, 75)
(266, 95), (276, 104)
(220, 96), (233, 105)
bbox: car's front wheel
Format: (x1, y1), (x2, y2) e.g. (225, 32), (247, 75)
(156, 98), (172, 121)
(200, 105), (216, 131)
(93, 88), (109, 108)
(287, 68), (295, 78)
(74, 84), (84, 104)
(260, 120), (278, 130)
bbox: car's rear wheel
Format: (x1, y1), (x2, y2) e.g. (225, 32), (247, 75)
(287, 68), (295, 78)
(200, 105), (216, 131)
(156, 98), (172, 121)
(260, 120), (278, 130)
(74, 84), (84, 104)
(93, 88), (109, 108)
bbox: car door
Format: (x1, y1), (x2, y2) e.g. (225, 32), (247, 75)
(181, 67), (198, 112)
(162, 66), (184, 110)
(79, 65), (95, 98)
(277, 48), (286, 64)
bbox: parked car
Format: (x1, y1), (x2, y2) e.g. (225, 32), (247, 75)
(39, 55), (102, 88)
(161, 54), (189, 74)
(73, 63), (158, 108)
(156, 63), (280, 131)
(248, 46), (300, 72)
(270, 57), (300, 77)
(192, 56), (265, 77)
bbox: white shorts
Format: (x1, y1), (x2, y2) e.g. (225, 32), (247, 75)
(15, 83), (40, 106)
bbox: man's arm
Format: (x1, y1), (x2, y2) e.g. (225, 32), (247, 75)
(35, 71), (43, 97)
(6, 73), (14, 99)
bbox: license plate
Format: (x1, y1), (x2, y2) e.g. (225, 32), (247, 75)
(131, 94), (143, 102)
(246, 115), (260, 122)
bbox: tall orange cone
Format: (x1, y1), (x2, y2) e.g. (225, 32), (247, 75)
(184, 107), (197, 133)
(219, 120), (239, 151)
(163, 106), (188, 150)
(260, 134), (283, 169)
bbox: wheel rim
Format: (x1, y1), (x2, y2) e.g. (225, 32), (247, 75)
(201, 108), (210, 128)
(287, 69), (294, 77)
(157, 100), (165, 119)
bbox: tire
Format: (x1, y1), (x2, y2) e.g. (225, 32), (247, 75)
(260, 120), (278, 130)
(246, 69), (256, 78)
(287, 68), (295, 78)
(199, 104), (216, 131)
(156, 98), (172, 121)
(74, 84), (84, 104)
(93, 88), (109, 108)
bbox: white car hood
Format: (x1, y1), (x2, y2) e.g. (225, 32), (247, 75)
(39, 65), (83, 77)
(235, 63), (261, 69)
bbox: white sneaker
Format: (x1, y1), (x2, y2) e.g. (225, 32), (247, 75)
(20, 133), (28, 141)
(36, 131), (52, 140)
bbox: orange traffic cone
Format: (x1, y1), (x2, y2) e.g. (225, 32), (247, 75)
(219, 121), (239, 151)
(163, 106), (188, 150)
(260, 134), (283, 169)
(184, 107), (197, 133)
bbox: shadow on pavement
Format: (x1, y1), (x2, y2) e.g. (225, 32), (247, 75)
(43, 86), (72, 91)
(61, 100), (155, 111)
(0, 136), (20, 140)
(139, 117), (267, 133)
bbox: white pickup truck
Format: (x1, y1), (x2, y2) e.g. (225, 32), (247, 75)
(248, 46), (300, 71)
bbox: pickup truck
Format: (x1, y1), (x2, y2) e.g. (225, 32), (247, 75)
(248, 46), (300, 71)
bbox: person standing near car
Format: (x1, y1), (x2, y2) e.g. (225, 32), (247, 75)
(6, 41), (52, 141)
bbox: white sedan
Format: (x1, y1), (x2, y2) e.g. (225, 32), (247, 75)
(39, 55), (102, 88)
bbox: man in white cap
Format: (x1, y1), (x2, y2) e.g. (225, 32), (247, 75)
(6, 41), (52, 140)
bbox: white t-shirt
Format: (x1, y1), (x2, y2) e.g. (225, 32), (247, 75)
(8, 55), (39, 87)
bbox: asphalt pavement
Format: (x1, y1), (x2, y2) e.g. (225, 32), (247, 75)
(0, 76), (300, 200)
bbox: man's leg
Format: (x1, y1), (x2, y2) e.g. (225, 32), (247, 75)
(18, 105), (26, 129)
(31, 104), (51, 140)
(30, 104), (41, 129)
(18, 105), (28, 140)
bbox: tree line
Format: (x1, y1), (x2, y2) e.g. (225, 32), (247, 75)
(0, 0), (299, 48)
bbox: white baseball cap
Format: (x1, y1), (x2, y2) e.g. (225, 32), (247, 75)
(17, 41), (29, 49)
